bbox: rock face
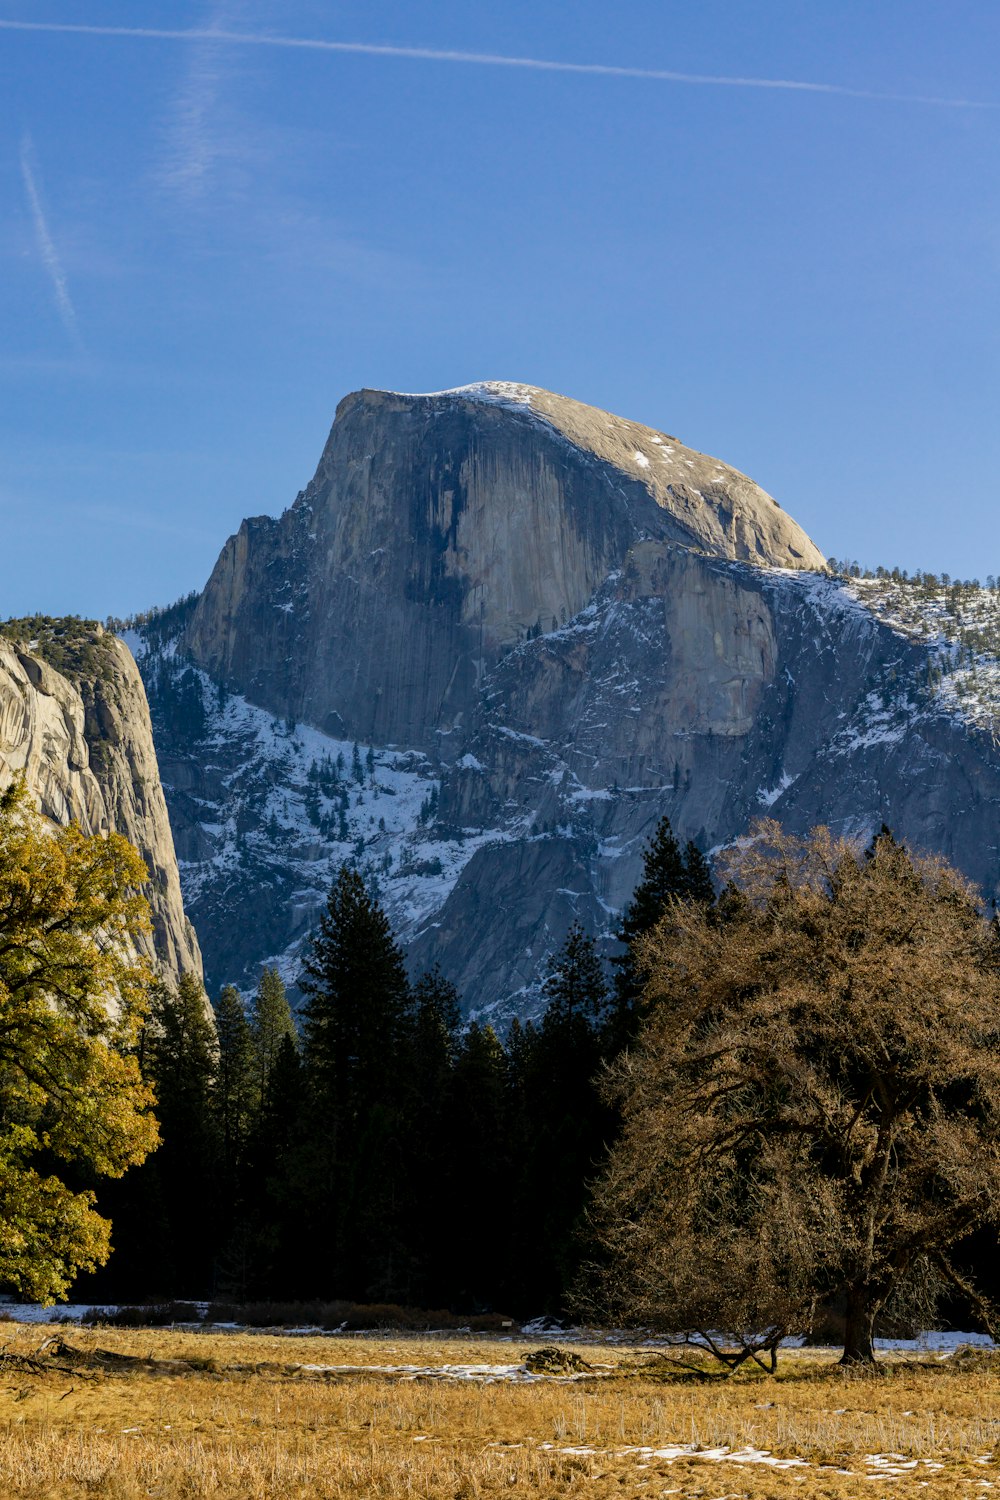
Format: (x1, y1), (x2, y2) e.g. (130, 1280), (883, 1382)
(135, 382), (1000, 1018)
(184, 384), (825, 752)
(0, 624), (202, 987)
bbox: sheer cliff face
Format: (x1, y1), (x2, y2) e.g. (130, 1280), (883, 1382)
(0, 630), (202, 988)
(148, 380), (1000, 1017)
(184, 384), (825, 750)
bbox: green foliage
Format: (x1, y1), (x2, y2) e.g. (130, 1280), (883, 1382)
(609, 817), (715, 1050)
(297, 867), (414, 1296)
(214, 986), (255, 1170)
(249, 968), (297, 1106)
(69, 830), (711, 1317)
(542, 922), (608, 1028)
(0, 615), (120, 684)
(113, 591), (201, 653)
(301, 866), (410, 1099)
(133, 974), (220, 1293)
(0, 778), (158, 1302)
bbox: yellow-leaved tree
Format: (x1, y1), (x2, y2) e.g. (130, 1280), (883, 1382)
(0, 778), (159, 1303)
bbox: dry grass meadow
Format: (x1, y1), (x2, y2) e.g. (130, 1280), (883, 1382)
(1, 1322), (999, 1498)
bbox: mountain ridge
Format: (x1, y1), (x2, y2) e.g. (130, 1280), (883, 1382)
(124, 381), (1000, 1016)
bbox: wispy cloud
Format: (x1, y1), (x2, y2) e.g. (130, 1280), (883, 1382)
(0, 18), (995, 111)
(159, 2), (246, 199)
(18, 134), (83, 348)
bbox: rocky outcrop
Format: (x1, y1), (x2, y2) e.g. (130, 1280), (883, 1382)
(183, 384), (825, 752)
(0, 624), (202, 987)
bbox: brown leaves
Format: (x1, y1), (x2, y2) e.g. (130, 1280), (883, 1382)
(588, 823), (1000, 1357)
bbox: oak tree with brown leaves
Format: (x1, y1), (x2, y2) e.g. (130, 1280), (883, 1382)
(587, 822), (1000, 1365)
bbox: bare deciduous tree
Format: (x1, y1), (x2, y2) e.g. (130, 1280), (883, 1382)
(585, 822), (1000, 1365)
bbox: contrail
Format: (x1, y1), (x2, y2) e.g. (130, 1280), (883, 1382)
(19, 134), (81, 345)
(0, 18), (995, 110)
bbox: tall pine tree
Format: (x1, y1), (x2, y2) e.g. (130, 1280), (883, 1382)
(249, 967), (297, 1107)
(444, 1022), (512, 1308)
(510, 925), (611, 1310)
(103, 973), (221, 1297)
(214, 985), (254, 1174)
(404, 967), (463, 1303)
(297, 866), (414, 1298)
(609, 817), (714, 1049)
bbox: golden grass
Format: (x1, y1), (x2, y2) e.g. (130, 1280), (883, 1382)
(0, 1324), (998, 1497)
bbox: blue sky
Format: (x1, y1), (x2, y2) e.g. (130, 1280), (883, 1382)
(2, 1), (999, 618)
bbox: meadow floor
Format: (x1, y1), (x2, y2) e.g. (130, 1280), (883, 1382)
(0, 1323), (999, 1497)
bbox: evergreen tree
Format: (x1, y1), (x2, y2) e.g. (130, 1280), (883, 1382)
(444, 1022), (511, 1307)
(404, 968), (463, 1303)
(249, 967), (297, 1107)
(211, 984), (256, 1286)
(509, 927), (612, 1310)
(541, 922), (608, 1028)
(124, 974), (220, 1296)
(214, 986), (254, 1173)
(240, 1033), (306, 1297)
(609, 817), (714, 1050)
(300, 866), (411, 1103)
(297, 866), (414, 1297)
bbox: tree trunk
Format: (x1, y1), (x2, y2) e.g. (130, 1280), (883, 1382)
(840, 1288), (877, 1365)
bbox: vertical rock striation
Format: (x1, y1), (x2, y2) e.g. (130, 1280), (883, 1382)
(0, 623), (202, 988)
(184, 384), (825, 751)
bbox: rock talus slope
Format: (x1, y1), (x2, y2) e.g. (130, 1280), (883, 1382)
(0, 626), (202, 987)
(138, 382), (1000, 1017)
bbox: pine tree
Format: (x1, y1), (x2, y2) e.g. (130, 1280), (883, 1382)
(541, 922), (608, 1028)
(411, 966), (461, 1061)
(443, 1023), (511, 1307)
(609, 817), (714, 1050)
(509, 927), (612, 1310)
(404, 968), (463, 1303)
(297, 866), (414, 1297)
(139, 974), (220, 1294)
(300, 867), (411, 1103)
(239, 1032), (306, 1297)
(214, 987), (254, 1169)
(249, 967), (297, 1107)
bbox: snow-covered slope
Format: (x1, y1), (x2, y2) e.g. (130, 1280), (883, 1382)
(129, 638), (519, 998)
(132, 557), (1000, 1019)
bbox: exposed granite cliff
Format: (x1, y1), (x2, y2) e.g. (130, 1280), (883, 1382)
(135, 382), (1000, 1018)
(183, 384), (825, 752)
(0, 621), (202, 987)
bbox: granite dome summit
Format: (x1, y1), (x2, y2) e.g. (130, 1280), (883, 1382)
(183, 383), (826, 751)
(130, 381), (1000, 1017)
